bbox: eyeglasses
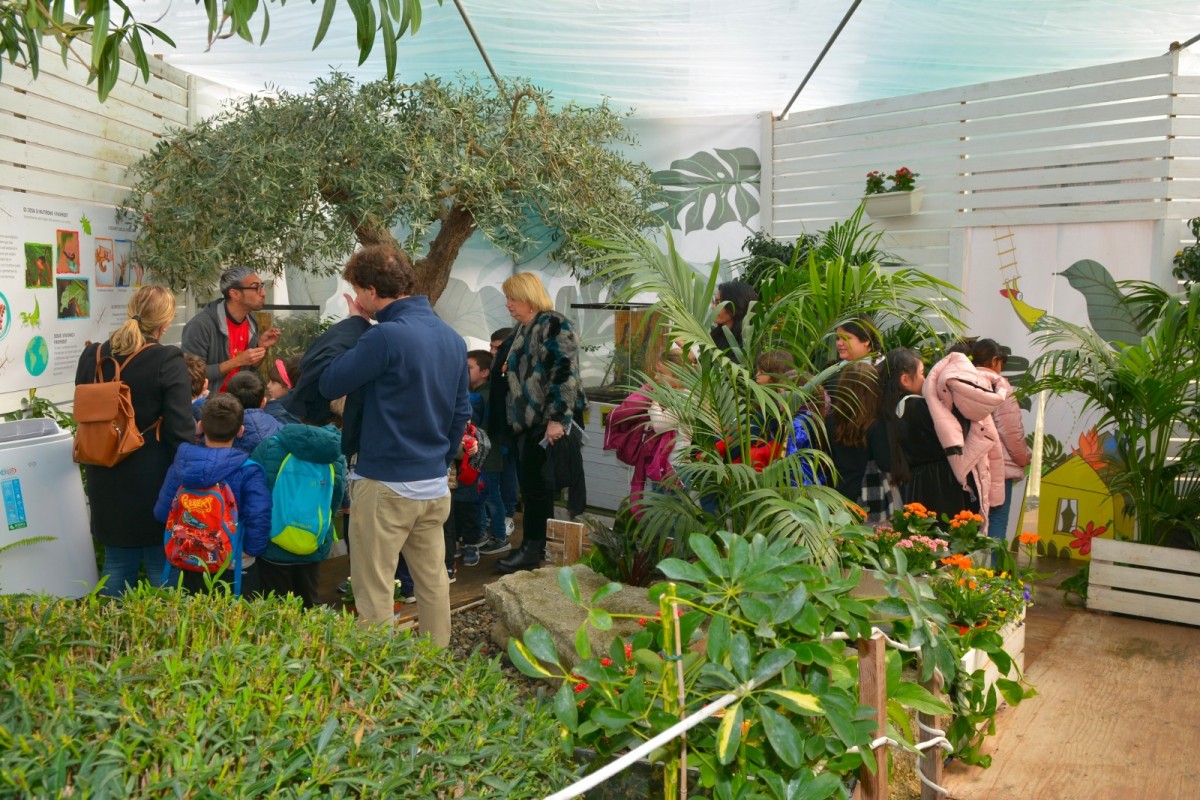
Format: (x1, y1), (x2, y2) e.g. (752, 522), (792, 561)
(235, 282), (266, 293)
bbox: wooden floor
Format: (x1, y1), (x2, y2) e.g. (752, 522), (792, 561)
(943, 562), (1200, 800)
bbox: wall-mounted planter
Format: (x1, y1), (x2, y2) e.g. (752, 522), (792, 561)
(862, 187), (924, 219)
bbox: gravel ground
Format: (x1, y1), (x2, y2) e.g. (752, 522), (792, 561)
(447, 602), (547, 701)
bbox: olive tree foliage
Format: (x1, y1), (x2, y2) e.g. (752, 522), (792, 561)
(122, 72), (660, 301)
(1, 0), (434, 101)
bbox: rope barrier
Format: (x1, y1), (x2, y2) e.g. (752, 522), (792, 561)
(542, 681), (755, 800)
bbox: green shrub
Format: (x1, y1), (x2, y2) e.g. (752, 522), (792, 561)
(0, 586), (575, 797)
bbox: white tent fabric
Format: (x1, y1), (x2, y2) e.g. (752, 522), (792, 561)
(135, 0), (1200, 117)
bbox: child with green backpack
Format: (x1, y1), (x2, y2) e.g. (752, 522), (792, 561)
(250, 421), (348, 608)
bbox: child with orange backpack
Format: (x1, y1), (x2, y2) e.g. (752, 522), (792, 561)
(154, 393), (271, 595)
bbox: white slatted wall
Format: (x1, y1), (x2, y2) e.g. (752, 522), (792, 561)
(768, 52), (1200, 289)
(0, 42), (197, 409)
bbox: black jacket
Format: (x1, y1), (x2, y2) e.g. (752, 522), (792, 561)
(75, 340), (195, 548)
(282, 317), (370, 458)
(541, 422), (587, 518)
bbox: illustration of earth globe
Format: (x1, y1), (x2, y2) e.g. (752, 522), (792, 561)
(25, 336), (48, 376)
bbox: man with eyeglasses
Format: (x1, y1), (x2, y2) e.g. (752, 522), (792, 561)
(182, 266), (282, 393)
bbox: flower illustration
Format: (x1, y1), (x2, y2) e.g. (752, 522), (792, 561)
(1068, 521), (1108, 556)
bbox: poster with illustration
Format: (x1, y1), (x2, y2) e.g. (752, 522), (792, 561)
(23, 243), (53, 289)
(94, 237), (114, 287)
(56, 279), (89, 319)
(56, 229), (80, 274)
(114, 239), (132, 287)
(0, 189), (139, 393)
(963, 221), (1155, 558)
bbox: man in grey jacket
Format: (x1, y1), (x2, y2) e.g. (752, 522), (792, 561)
(182, 266), (281, 392)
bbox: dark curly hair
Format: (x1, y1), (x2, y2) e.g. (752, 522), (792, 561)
(342, 245), (415, 299)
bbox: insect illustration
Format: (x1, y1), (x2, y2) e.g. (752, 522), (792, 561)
(80, 215), (92, 235)
(19, 298), (40, 329)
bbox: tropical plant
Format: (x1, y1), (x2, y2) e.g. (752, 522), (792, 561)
(1172, 217), (1200, 287)
(2, 388), (76, 433)
(578, 504), (673, 587)
(1028, 283), (1200, 546)
(510, 537), (956, 799)
(0, 583), (574, 796)
(123, 72), (659, 302)
(581, 224), (963, 557)
(1, 0), (435, 102)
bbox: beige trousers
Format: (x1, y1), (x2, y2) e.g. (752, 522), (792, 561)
(348, 478), (451, 647)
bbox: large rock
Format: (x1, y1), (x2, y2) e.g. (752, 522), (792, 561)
(486, 565), (660, 669)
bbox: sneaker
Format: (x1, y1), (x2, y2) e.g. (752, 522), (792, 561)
(505, 517), (516, 537)
(447, 567), (457, 584)
(478, 535), (512, 555)
(399, 584), (416, 604)
(337, 580), (351, 595)
(462, 545), (480, 567)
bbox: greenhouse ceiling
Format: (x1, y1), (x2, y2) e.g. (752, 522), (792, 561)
(137, 0), (1200, 117)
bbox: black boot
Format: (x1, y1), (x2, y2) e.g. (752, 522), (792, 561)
(496, 540), (545, 573)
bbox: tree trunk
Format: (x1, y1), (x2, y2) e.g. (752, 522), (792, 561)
(412, 204), (477, 305)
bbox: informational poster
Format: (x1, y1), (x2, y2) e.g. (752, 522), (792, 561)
(0, 189), (141, 393)
(963, 221), (1155, 555)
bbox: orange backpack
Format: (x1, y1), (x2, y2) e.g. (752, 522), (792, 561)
(73, 343), (160, 467)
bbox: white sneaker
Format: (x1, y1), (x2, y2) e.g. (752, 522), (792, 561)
(505, 517), (515, 536)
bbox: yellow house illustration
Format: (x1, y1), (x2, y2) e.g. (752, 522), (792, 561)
(1037, 453), (1132, 559)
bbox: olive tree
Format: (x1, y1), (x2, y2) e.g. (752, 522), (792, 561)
(122, 72), (659, 300)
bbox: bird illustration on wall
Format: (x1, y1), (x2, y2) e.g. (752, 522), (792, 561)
(992, 227), (1048, 330)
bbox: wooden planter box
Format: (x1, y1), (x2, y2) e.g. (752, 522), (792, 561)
(1088, 537), (1200, 626)
(960, 613), (1025, 693)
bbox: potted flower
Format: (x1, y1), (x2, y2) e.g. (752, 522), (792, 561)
(933, 554), (1029, 691)
(861, 166), (924, 218)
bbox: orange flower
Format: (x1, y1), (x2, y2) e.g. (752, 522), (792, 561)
(1018, 532), (1039, 545)
(904, 502), (929, 515)
(940, 554), (973, 570)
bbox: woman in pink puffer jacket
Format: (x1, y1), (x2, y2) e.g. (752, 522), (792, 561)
(923, 351), (1006, 534)
(971, 339), (1031, 544)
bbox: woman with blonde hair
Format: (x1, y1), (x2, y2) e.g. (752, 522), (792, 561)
(74, 285), (196, 597)
(496, 272), (586, 572)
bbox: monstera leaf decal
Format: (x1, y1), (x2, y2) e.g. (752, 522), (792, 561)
(1061, 259), (1144, 345)
(652, 147), (761, 233)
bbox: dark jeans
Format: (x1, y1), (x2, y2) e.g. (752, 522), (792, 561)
(257, 560), (321, 608)
(444, 493), (484, 568)
(477, 470), (507, 539)
(501, 445), (519, 516)
(516, 427), (553, 547)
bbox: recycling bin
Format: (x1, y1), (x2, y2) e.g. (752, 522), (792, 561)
(0, 418), (96, 597)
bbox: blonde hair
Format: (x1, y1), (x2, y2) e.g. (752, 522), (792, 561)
(501, 273), (554, 313)
(110, 285), (176, 355)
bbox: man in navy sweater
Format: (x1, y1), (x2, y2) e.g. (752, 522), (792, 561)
(318, 245), (470, 646)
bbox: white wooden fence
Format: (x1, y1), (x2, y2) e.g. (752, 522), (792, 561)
(766, 51), (1200, 290)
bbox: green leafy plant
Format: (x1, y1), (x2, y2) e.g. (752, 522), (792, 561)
(2, 389), (75, 434)
(123, 72), (658, 302)
(510, 537), (955, 799)
(578, 504), (673, 587)
(1172, 217), (1200, 286)
(931, 555), (1028, 633)
(1, 0), (437, 102)
(1028, 283), (1200, 546)
(0, 584), (574, 796)
(863, 167), (919, 195)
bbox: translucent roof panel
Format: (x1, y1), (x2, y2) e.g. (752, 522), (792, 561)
(136, 0), (1200, 117)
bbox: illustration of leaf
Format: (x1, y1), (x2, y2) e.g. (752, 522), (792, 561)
(1061, 260), (1143, 345)
(651, 147), (761, 233)
(79, 215), (92, 235)
(60, 280), (88, 313)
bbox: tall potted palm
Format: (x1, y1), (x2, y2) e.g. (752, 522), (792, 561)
(582, 224), (964, 564)
(1028, 283), (1200, 625)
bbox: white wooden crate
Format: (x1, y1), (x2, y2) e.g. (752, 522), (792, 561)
(1088, 538), (1200, 627)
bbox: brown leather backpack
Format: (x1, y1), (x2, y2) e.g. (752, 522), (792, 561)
(73, 343), (161, 467)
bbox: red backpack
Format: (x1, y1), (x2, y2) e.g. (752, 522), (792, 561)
(162, 482), (243, 593)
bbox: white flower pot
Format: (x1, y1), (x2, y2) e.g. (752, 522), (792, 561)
(863, 187), (924, 219)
